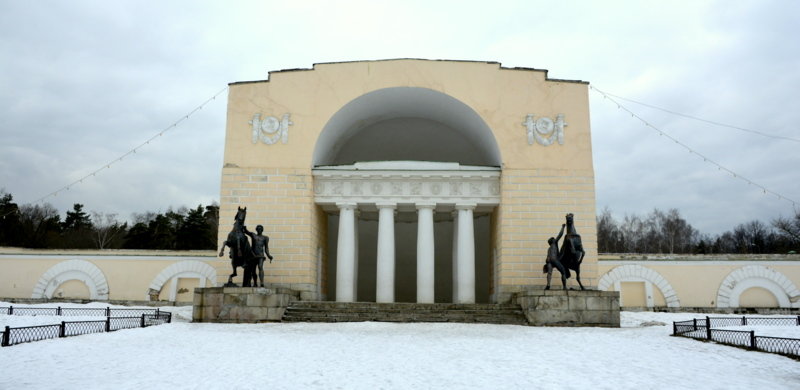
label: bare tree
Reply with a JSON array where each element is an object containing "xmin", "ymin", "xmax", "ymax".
[
  {"xmin": 619, "ymin": 214, "xmax": 645, "ymax": 253},
  {"xmin": 91, "ymin": 212, "xmax": 126, "ymax": 249},
  {"xmin": 18, "ymin": 203, "xmax": 61, "ymax": 247},
  {"xmin": 599, "ymin": 208, "xmax": 698, "ymax": 254},
  {"xmin": 596, "ymin": 207, "xmax": 622, "ymax": 253},
  {"xmin": 773, "ymin": 210, "xmax": 800, "ymax": 244},
  {"xmin": 658, "ymin": 208, "xmax": 696, "ymax": 254},
  {"xmin": 132, "ymin": 211, "xmax": 158, "ymax": 225}
]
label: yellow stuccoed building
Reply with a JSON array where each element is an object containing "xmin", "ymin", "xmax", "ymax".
[{"xmin": 218, "ymin": 59, "xmax": 597, "ymax": 303}]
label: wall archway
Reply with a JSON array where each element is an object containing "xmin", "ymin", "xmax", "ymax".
[
  {"xmin": 716, "ymin": 265, "xmax": 800, "ymax": 308},
  {"xmin": 312, "ymin": 87, "xmax": 502, "ymax": 167},
  {"xmin": 598, "ymin": 264, "xmax": 680, "ymax": 308},
  {"xmin": 32, "ymin": 259, "xmax": 109, "ymax": 300},
  {"xmin": 147, "ymin": 260, "xmax": 218, "ymax": 301}
]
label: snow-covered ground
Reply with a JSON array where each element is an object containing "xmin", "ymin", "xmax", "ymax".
[{"xmin": 1, "ymin": 302, "xmax": 798, "ymax": 389}]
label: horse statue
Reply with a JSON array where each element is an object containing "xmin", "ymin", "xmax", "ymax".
[
  {"xmin": 559, "ymin": 213, "xmax": 586, "ymax": 290},
  {"xmin": 543, "ymin": 213, "xmax": 586, "ymax": 290},
  {"xmin": 218, "ymin": 206, "xmax": 256, "ymax": 286}
]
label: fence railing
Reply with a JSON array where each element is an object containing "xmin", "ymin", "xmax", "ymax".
[
  {"xmin": 673, "ymin": 316, "xmax": 800, "ymax": 359},
  {"xmin": 0, "ymin": 306, "xmax": 161, "ymax": 317},
  {"xmin": 1, "ymin": 310, "xmax": 172, "ymax": 347}
]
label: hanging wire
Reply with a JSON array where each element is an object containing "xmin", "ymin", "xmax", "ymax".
[
  {"xmin": 593, "ymin": 88, "xmax": 800, "ymax": 144},
  {"xmin": 590, "ymin": 85, "xmax": 798, "ymax": 208},
  {"xmin": 30, "ymin": 86, "xmax": 229, "ymax": 205}
]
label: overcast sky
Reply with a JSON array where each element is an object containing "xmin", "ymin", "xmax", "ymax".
[{"xmin": 1, "ymin": 0, "xmax": 798, "ymax": 236}]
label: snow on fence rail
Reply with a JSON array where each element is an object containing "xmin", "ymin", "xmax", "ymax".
[
  {"xmin": 0, "ymin": 307, "xmax": 172, "ymax": 347},
  {"xmin": 673, "ymin": 316, "xmax": 800, "ymax": 359},
  {"xmin": 0, "ymin": 306, "xmax": 161, "ymax": 317}
]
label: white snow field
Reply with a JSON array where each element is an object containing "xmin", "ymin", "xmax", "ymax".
[{"xmin": 1, "ymin": 302, "xmax": 798, "ymax": 389}]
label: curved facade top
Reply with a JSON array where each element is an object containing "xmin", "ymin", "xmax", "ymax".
[
  {"xmin": 224, "ymin": 59, "xmax": 592, "ymax": 171},
  {"xmin": 219, "ymin": 59, "xmax": 598, "ymax": 303}
]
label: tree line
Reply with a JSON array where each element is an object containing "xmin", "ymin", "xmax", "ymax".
[
  {"xmin": 3, "ymin": 189, "xmax": 799, "ymax": 254},
  {"xmin": 596, "ymin": 207, "xmax": 800, "ymax": 254},
  {"xmin": 0, "ymin": 190, "xmax": 218, "ymax": 250}
]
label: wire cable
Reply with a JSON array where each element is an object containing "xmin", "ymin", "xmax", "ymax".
[
  {"xmin": 591, "ymin": 85, "xmax": 797, "ymax": 208},
  {"xmin": 30, "ymin": 86, "xmax": 229, "ymax": 205},
  {"xmin": 594, "ymin": 88, "xmax": 800, "ymax": 144}
]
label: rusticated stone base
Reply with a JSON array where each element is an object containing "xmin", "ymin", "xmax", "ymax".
[
  {"xmin": 192, "ymin": 286, "xmax": 300, "ymax": 323},
  {"xmin": 512, "ymin": 289, "xmax": 620, "ymax": 327}
]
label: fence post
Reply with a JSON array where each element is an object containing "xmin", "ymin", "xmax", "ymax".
[
  {"xmin": 797, "ymin": 315, "xmax": 799, "ymax": 326},
  {"xmin": 105, "ymin": 307, "xmax": 111, "ymax": 317},
  {"xmin": 705, "ymin": 316, "xmax": 712, "ymax": 340},
  {"xmin": 60, "ymin": 322, "xmax": 66, "ymax": 338},
  {"xmin": 8, "ymin": 306, "xmax": 12, "ymax": 315},
  {"xmin": 693, "ymin": 318, "xmax": 697, "ymax": 331},
  {"xmin": 2, "ymin": 326, "xmax": 10, "ymax": 347},
  {"xmin": 750, "ymin": 331, "xmax": 756, "ymax": 350},
  {"xmin": 105, "ymin": 317, "xmax": 111, "ymax": 332},
  {"xmin": 57, "ymin": 306, "xmax": 62, "ymax": 316},
  {"xmin": 141, "ymin": 314, "xmax": 146, "ymax": 328},
  {"xmin": 742, "ymin": 316, "xmax": 747, "ymax": 326}
]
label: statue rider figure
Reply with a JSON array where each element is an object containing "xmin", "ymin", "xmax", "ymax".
[
  {"xmin": 244, "ymin": 224, "xmax": 273, "ymax": 287},
  {"xmin": 544, "ymin": 223, "xmax": 568, "ymax": 290}
]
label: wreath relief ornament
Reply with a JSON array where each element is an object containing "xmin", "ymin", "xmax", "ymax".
[
  {"xmin": 522, "ymin": 114, "xmax": 567, "ymax": 146},
  {"xmin": 250, "ymin": 113, "xmax": 293, "ymax": 145}
]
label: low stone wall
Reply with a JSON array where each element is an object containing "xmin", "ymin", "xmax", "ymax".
[
  {"xmin": 192, "ymin": 286, "xmax": 300, "ymax": 323},
  {"xmin": 513, "ymin": 289, "xmax": 620, "ymax": 327}
]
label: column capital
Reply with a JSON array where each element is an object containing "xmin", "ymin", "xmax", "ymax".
[
  {"xmin": 375, "ymin": 202, "xmax": 397, "ymax": 209},
  {"xmin": 416, "ymin": 202, "xmax": 436, "ymax": 210},
  {"xmin": 455, "ymin": 203, "xmax": 477, "ymax": 210},
  {"xmin": 336, "ymin": 202, "xmax": 358, "ymax": 210}
]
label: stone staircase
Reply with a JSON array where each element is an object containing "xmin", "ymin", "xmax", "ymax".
[{"xmin": 282, "ymin": 301, "xmax": 528, "ymax": 325}]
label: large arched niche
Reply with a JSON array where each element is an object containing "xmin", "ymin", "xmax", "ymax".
[{"xmin": 312, "ymin": 87, "xmax": 502, "ymax": 167}]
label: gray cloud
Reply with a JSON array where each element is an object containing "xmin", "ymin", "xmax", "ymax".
[{"xmin": 0, "ymin": 0, "xmax": 797, "ymax": 236}]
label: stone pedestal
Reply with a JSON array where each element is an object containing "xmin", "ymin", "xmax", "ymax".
[
  {"xmin": 192, "ymin": 286, "xmax": 300, "ymax": 323},
  {"xmin": 513, "ymin": 289, "xmax": 620, "ymax": 327}
]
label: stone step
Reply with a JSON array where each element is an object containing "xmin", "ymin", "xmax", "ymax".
[{"xmin": 282, "ymin": 301, "xmax": 528, "ymax": 325}]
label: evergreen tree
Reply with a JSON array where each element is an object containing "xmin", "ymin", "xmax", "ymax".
[
  {"xmin": 123, "ymin": 221, "xmax": 152, "ymax": 249},
  {"xmin": 177, "ymin": 205, "xmax": 214, "ymax": 249},
  {"xmin": 61, "ymin": 203, "xmax": 94, "ymax": 248},
  {"xmin": 149, "ymin": 214, "xmax": 178, "ymax": 250},
  {"xmin": 0, "ymin": 191, "xmax": 23, "ymax": 246},
  {"xmin": 62, "ymin": 204, "xmax": 93, "ymax": 231}
]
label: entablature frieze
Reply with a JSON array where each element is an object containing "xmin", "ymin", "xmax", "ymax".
[{"xmin": 311, "ymin": 165, "xmax": 501, "ymax": 212}]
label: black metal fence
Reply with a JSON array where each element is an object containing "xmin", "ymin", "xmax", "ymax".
[
  {"xmin": 673, "ymin": 316, "xmax": 800, "ymax": 359},
  {"xmin": 0, "ymin": 306, "xmax": 162, "ymax": 317},
  {"xmin": 1, "ymin": 307, "xmax": 172, "ymax": 347}
]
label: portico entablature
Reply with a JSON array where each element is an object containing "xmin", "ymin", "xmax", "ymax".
[{"xmin": 312, "ymin": 161, "xmax": 501, "ymax": 211}]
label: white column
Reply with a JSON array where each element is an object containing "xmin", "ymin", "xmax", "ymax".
[
  {"xmin": 456, "ymin": 204, "xmax": 476, "ymax": 304},
  {"xmin": 336, "ymin": 203, "xmax": 357, "ymax": 302},
  {"xmin": 451, "ymin": 211, "xmax": 459, "ymax": 302},
  {"xmin": 353, "ymin": 210, "xmax": 360, "ymax": 300},
  {"xmin": 416, "ymin": 203, "xmax": 436, "ymax": 303},
  {"xmin": 375, "ymin": 203, "xmax": 396, "ymax": 303}
]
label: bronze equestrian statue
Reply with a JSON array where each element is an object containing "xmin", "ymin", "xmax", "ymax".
[
  {"xmin": 543, "ymin": 213, "xmax": 586, "ymax": 290},
  {"xmin": 219, "ymin": 206, "xmax": 257, "ymax": 286}
]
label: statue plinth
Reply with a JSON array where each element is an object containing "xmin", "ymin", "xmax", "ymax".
[
  {"xmin": 192, "ymin": 286, "xmax": 300, "ymax": 323},
  {"xmin": 512, "ymin": 289, "xmax": 620, "ymax": 327}
]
